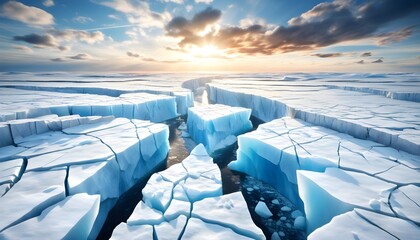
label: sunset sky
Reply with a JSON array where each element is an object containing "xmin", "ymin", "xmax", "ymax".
[{"xmin": 0, "ymin": 0, "xmax": 419, "ymax": 72}]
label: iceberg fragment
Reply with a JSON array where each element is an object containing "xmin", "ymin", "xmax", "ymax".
[
  {"xmin": 187, "ymin": 104, "xmax": 252, "ymax": 155},
  {"xmin": 112, "ymin": 144, "xmax": 264, "ymax": 239}
]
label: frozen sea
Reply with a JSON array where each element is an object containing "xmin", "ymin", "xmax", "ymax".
[{"xmin": 0, "ymin": 72, "xmax": 419, "ymax": 240}]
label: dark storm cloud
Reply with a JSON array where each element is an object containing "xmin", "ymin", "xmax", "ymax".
[
  {"xmin": 356, "ymin": 60, "xmax": 365, "ymax": 64},
  {"xmin": 372, "ymin": 58, "xmax": 384, "ymax": 63},
  {"xmin": 312, "ymin": 53, "xmax": 342, "ymax": 58},
  {"xmin": 166, "ymin": 0, "xmax": 420, "ymax": 55},
  {"xmin": 361, "ymin": 52, "xmax": 371, "ymax": 57},
  {"xmin": 13, "ymin": 33, "xmax": 57, "ymax": 47}
]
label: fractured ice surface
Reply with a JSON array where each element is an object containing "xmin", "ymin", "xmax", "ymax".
[
  {"xmin": 206, "ymin": 74, "xmax": 420, "ymax": 155},
  {"xmin": 0, "ymin": 115, "xmax": 170, "ymax": 238},
  {"xmin": 389, "ymin": 185, "xmax": 420, "ymax": 224},
  {"xmin": 0, "ymin": 169, "xmax": 67, "ymax": 232},
  {"xmin": 308, "ymin": 208, "xmax": 420, "ymax": 240},
  {"xmin": 0, "ymin": 88, "xmax": 178, "ymax": 122},
  {"xmin": 187, "ymin": 104, "xmax": 252, "ymax": 155},
  {"xmin": 111, "ymin": 144, "xmax": 264, "ymax": 239},
  {"xmin": 229, "ymin": 117, "xmax": 420, "ymax": 211},
  {"xmin": 297, "ymin": 168, "xmax": 396, "ymax": 233},
  {"xmin": 0, "ymin": 193, "xmax": 100, "ymax": 239}
]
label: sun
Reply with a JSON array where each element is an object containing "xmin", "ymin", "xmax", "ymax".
[{"xmin": 189, "ymin": 45, "xmax": 222, "ymax": 57}]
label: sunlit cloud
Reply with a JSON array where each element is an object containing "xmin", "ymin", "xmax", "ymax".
[
  {"xmin": 195, "ymin": 0, "xmax": 213, "ymax": 4},
  {"xmin": 376, "ymin": 27, "xmax": 413, "ymax": 45},
  {"xmin": 12, "ymin": 44, "xmax": 33, "ymax": 53},
  {"xmin": 166, "ymin": 0, "xmax": 420, "ymax": 57},
  {"xmin": 0, "ymin": 1, "xmax": 54, "ymax": 26},
  {"xmin": 43, "ymin": 0, "xmax": 55, "ymax": 7},
  {"xmin": 73, "ymin": 16, "xmax": 94, "ymax": 24},
  {"xmin": 97, "ymin": 0, "xmax": 171, "ymax": 28}
]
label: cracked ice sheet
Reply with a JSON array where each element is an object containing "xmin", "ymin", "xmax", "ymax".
[
  {"xmin": 0, "ymin": 169, "xmax": 66, "ymax": 232},
  {"xmin": 308, "ymin": 208, "xmax": 420, "ymax": 240},
  {"xmin": 0, "ymin": 193, "xmax": 100, "ymax": 239},
  {"xmin": 112, "ymin": 144, "xmax": 264, "ymax": 239},
  {"xmin": 390, "ymin": 185, "xmax": 420, "ymax": 224},
  {"xmin": 187, "ymin": 104, "xmax": 252, "ymax": 155},
  {"xmin": 0, "ymin": 115, "xmax": 170, "ymax": 238},
  {"xmin": 297, "ymin": 168, "xmax": 396, "ymax": 234},
  {"xmin": 206, "ymin": 75, "xmax": 420, "ymax": 155},
  {"xmin": 0, "ymin": 88, "xmax": 179, "ymax": 122},
  {"xmin": 229, "ymin": 117, "xmax": 420, "ymax": 210}
]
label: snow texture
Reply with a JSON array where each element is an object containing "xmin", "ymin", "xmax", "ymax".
[
  {"xmin": 308, "ymin": 208, "xmax": 420, "ymax": 240},
  {"xmin": 0, "ymin": 193, "xmax": 100, "ymax": 239},
  {"xmin": 0, "ymin": 88, "xmax": 178, "ymax": 122},
  {"xmin": 206, "ymin": 73, "xmax": 420, "ymax": 155},
  {"xmin": 0, "ymin": 115, "xmax": 169, "ymax": 239},
  {"xmin": 187, "ymin": 104, "xmax": 252, "ymax": 155},
  {"xmin": 111, "ymin": 144, "xmax": 264, "ymax": 239}
]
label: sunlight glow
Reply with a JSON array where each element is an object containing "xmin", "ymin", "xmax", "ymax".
[{"xmin": 190, "ymin": 45, "xmax": 222, "ymax": 57}]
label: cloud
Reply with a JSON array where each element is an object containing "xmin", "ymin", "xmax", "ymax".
[
  {"xmin": 48, "ymin": 29, "xmax": 105, "ymax": 44},
  {"xmin": 50, "ymin": 57, "xmax": 65, "ymax": 62},
  {"xmin": 195, "ymin": 0, "xmax": 213, "ymax": 4},
  {"xmin": 166, "ymin": 0, "xmax": 420, "ymax": 56},
  {"xmin": 127, "ymin": 51, "xmax": 139, "ymax": 57},
  {"xmin": 0, "ymin": 1, "xmax": 54, "ymax": 26},
  {"xmin": 162, "ymin": 0, "xmax": 183, "ymax": 4},
  {"xmin": 126, "ymin": 51, "xmax": 186, "ymax": 63},
  {"xmin": 43, "ymin": 0, "xmax": 55, "ymax": 7},
  {"xmin": 376, "ymin": 27, "xmax": 413, "ymax": 45},
  {"xmin": 12, "ymin": 44, "xmax": 33, "ymax": 53},
  {"xmin": 166, "ymin": 7, "xmax": 221, "ymax": 38},
  {"xmin": 372, "ymin": 58, "xmax": 384, "ymax": 63},
  {"xmin": 14, "ymin": 33, "xmax": 58, "ymax": 47},
  {"xmin": 73, "ymin": 16, "xmax": 94, "ymax": 24},
  {"xmin": 356, "ymin": 60, "xmax": 365, "ymax": 64},
  {"xmin": 98, "ymin": 0, "xmax": 171, "ymax": 28},
  {"xmin": 361, "ymin": 52, "xmax": 372, "ymax": 57},
  {"xmin": 108, "ymin": 14, "xmax": 120, "ymax": 20},
  {"xmin": 13, "ymin": 29, "xmax": 105, "ymax": 50},
  {"xmin": 312, "ymin": 53, "xmax": 342, "ymax": 58},
  {"xmin": 186, "ymin": 5, "xmax": 193, "ymax": 12},
  {"xmin": 68, "ymin": 53, "xmax": 90, "ymax": 60},
  {"xmin": 142, "ymin": 57, "xmax": 187, "ymax": 63}
]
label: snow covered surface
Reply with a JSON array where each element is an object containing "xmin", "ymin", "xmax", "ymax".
[
  {"xmin": 112, "ymin": 144, "xmax": 265, "ymax": 239},
  {"xmin": 308, "ymin": 208, "xmax": 420, "ymax": 240},
  {"xmin": 0, "ymin": 193, "xmax": 100, "ymax": 239},
  {"xmin": 0, "ymin": 72, "xmax": 196, "ymax": 115},
  {"xmin": 229, "ymin": 116, "xmax": 419, "ymax": 235},
  {"xmin": 187, "ymin": 104, "xmax": 252, "ymax": 155},
  {"xmin": 0, "ymin": 115, "xmax": 169, "ymax": 238},
  {"xmin": 0, "ymin": 88, "xmax": 178, "ymax": 122},
  {"xmin": 229, "ymin": 117, "xmax": 420, "ymax": 210},
  {"xmin": 206, "ymin": 73, "xmax": 420, "ymax": 155},
  {"xmin": 1, "ymin": 72, "xmax": 419, "ymax": 238}
]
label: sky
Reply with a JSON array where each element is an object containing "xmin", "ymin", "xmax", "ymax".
[{"xmin": 0, "ymin": 0, "xmax": 419, "ymax": 73}]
